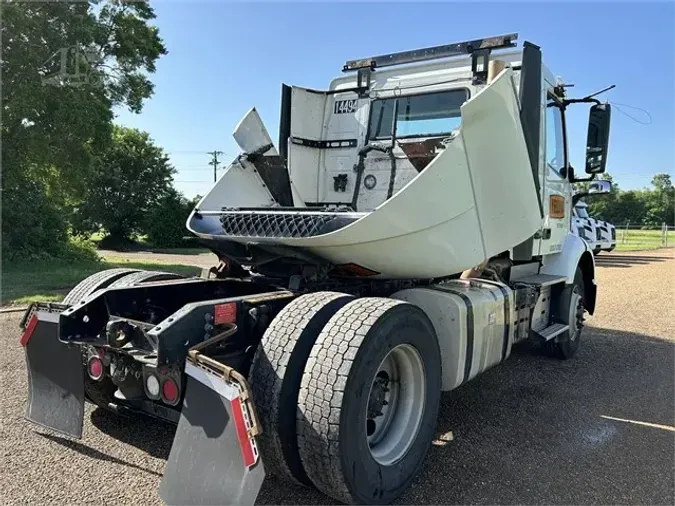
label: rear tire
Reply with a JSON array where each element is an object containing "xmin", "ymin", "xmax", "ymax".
[
  {"xmin": 107, "ymin": 270, "xmax": 183, "ymax": 288},
  {"xmin": 297, "ymin": 298, "xmax": 442, "ymax": 504},
  {"xmin": 545, "ymin": 268, "xmax": 585, "ymax": 359},
  {"xmin": 62, "ymin": 268, "xmax": 140, "ymax": 306},
  {"xmin": 249, "ymin": 292, "xmax": 353, "ymax": 485}
]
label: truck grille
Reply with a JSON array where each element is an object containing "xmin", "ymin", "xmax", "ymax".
[
  {"xmin": 596, "ymin": 228, "xmax": 602, "ymax": 241},
  {"xmin": 577, "ymin": 226, "xmax": 587, "ymax": 239},
  {"xmin": 219, "ymin": 211, "xmax": 360, "ymax": 238},
  {"xmin": 611, "ymin": 228, "xmax": 616, "ymax": 240}
]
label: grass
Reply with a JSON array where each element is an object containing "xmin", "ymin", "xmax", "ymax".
[
  {"xmin": 614, "ymin": 229, "xmax": 674, "ymax": 252},
  {"xmin": 1, "ymin": 257, "xmax": 201, "ymax": 307}
]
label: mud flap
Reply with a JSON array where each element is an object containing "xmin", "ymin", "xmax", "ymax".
[
  {"xmin": 159, "ymin": 361, "xmax": 265, "ymax": 506},
  {"xmin": 22, "ymin": 310, "xmax": 85, "ymax": 438}
]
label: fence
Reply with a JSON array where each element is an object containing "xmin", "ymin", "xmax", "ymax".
[{"xmin": 617, "ymin": 222, "xmax": 673, "ymax": 251}]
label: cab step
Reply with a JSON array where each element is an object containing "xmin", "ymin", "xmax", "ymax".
[
  {"xmin": 511, "ymin": 273, "xmax": 567, "ymax": 287},
  {"xmin": 533, "ymin": 322, "xmax": 569, "ymax": 341}
]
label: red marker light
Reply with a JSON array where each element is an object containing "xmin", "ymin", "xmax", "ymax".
[
  {"xmin": 162, "ymin": 378, "xmax": 179, "ymax": 404},
  {"xmin": 88, "ymin": 357, "xmax": 104, "ymax": 380}
]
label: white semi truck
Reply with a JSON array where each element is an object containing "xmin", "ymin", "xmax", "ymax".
[
  {"xmin": 572, "ymin": 200, "xmax": 601, "ymax": 253},
  {"xmin": 20, "ymin": 33, "xmax": 613, "ymax": 505},
  {"xmin": 573, "ymin": 200, "xmax": 616, "ymax": 253}
]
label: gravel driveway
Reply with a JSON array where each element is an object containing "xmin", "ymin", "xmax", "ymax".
[
  {"xmin": 1, "ymin": 249, "xmax": 673, "ymax": 504},
  {"xmin": 98, "ymin": 249, "xmax": 218, "ymax": 269}
]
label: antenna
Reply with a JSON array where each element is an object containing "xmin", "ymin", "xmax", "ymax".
[
  {"xmin": 564, "ymin": 84, "xmax": 616, "ymax": 106},
  {"xmin": 583, "ymin": 84, "xmax": 616, "ymax": 101}
]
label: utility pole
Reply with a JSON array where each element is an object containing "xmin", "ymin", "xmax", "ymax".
[{"xmin": 208, "ymin": 150, "xmax": 224, "ymax": 182}]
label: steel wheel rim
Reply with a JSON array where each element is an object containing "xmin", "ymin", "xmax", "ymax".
[
  {"xmin": 568, "ymin": 288, "xmax": 584, "ymax": 341},
  {"xmin": 365, "ymin": 344, "xmax": 426, "ymax": 466}
]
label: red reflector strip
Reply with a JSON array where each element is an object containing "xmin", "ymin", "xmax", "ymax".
[
  {"xmin": 20, "ymin": 315, "xmax": 38, "ymax": 347},
  {"xmin": 332, "ymin": 263, "xmax": 380, "ymax": 277},
  {"xmin": 214, "ymin": 302, "xmax": 237, "ymax": 324},
  {"xmin": 230, "ymin": 397, "xmax": 256, "ymax": 468}
]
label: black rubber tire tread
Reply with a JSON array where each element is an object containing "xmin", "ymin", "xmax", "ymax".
[
  {"xmin": 544, "ymin": 268, "xmax": 585, "ymax": 359},
  {"xmin": 297, "ymin": 297, "xmax": 442, "ymax": 505},
  {"xmin": 62, "ymin": 268, "xmax": 140, "ymax": 306},
  {"xmin": 107, "ymin": 270, "xmax": 183, "ymax": 289},
  {"xmin": 249, "ymin": 291, "xmax": 354, "ymax": 485}
]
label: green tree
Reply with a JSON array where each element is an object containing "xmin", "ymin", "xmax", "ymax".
[
  {"xmin": 141, "ymin": 193, "xmax": 204, "ymax": 248},
  {"xmin": 190, "ymin": 194, "xmax": 204, "ymax": 208},
  {"xmin": 73, "ymin": 126, "xmax": 175, "ymax": 246},
  {"xmin": 1, "ymin": 0, "xmax": 166, "ymax": 258},
  {"xmin": 580, "ymin": 172, "xmax": 674, "ymax": 227},
  {"xmin": 143, "ymin": 188, "xmax": 195, "ymax": 248},
  {"xmin": 644, "ymin": 173, "xmax": 674, "ymax": 226}
]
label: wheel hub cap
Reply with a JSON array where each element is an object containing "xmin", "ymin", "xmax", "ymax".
[{"xmin": 365, "ymin": 344, "xmax": 426, "ymax": 466}]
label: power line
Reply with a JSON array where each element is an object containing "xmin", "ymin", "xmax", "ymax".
[
  {"xmin": 165, "ymin": 150, "xmax": 232, "ymax": 155},
  {"xmin": 207, "ymin": 150, "xmax": 224, "ymax": 183}
]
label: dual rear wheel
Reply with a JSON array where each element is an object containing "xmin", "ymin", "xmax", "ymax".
[{"xmin": 250, "ymin": 294, "xmax": 441, "ymax": 505}]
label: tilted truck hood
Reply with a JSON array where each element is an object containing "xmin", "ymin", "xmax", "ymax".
[{"xmin": 188, "ymin": 68, "xmax": 541, "ymax": 279}]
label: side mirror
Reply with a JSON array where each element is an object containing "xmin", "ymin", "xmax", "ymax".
[
  {"xmin": 588, "ymin": 179, "xmax": 611, "ymax": 194},
  {"xmin": 572, "ymin": 179, "xmax": 611, "ymax": 205},
  {"xmin": 585, "ymin": 103, "xmax": 611, "ymax": 174}
]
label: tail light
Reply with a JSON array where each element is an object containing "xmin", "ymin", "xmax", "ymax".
[
  {"xmin": 144, "ymin": 365, "xmax": 181, "ymax": 405},
  {"xmin": 161, "ymin": 378, "xmax": 179, "ymax": 405},
  {"xmin": 87, "ymin": 356, "xmax": 104, "ymax": 381}
]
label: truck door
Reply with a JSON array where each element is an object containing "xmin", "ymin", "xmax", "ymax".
[
  {"xmin": 319, "ymin": 91, "xmax": 368, "ymax": 205},
  {"xmin": 286, "ymin": 86, "xmax": 364, "ymax": 206},
  {"xmin": 286, "ymin": 87, "xmax": 329, "ymax": 204},
  {"xmin": 537, "ymin": 90, "xmax": 570, "ymax": 255}
]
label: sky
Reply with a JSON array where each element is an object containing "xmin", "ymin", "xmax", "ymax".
[{"xmin": 115, "ymin": 1, "xmax": 675, "ymax": 199}]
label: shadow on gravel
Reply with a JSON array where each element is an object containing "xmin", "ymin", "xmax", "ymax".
[
  {"xmin": 412, "ymin": 327, "xmax": 675, "ymax": 506},
  {"xmin": 38, "ymin": 432, "xmax": 164, "ymax": 476},
  {"xmin": 90, "ymin": 407, "xmax": 176, "ymax": 460},
  {"xmin": 595, "ymin": 254, "xmax": 672, "ymax": 268}
]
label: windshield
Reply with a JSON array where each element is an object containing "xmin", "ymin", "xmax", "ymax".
[
  {"xmin": 575, "ymin": 205, "xmax": 589, "ymax": 218},
  {"xmin": 368, "ymin": 89, "xmax": 469, "ymax": 140}
]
